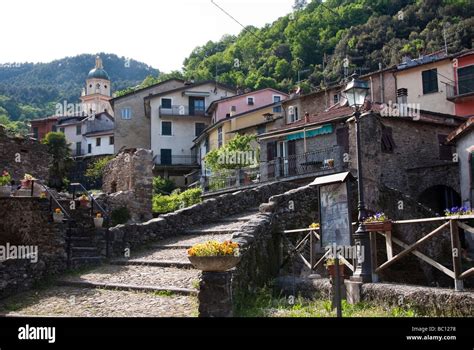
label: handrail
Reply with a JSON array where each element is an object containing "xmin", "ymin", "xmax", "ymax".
[
  {"xmin": 70, "ymin": 182, "xmax": 108, "ymax": 218},
  {"xmin": 31, "ymin": 179, "xmax": 71, "ymax": 219}
]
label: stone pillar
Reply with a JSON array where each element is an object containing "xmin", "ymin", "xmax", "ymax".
[
  {"xmin": 198, "ymin": 271, "xmax": 233, "ymax": 317},
  {"xmin": 344, "ymin": 279, "xmax": 363, "ymax": 304}
]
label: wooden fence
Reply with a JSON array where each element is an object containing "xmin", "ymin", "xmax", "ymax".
[{"xmin": 283, "ymin": 215, "xmax": 474, "ymax": 291}]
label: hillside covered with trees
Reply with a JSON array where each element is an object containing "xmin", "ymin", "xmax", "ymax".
[
  {"xmin": 179, "ymin": 0, "xmax": 473, "ymax": 93},
  {"xmin": 0, "ymin": 53, "xmax": 159, "ymax": 125}
]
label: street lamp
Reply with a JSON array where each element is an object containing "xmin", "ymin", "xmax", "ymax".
[{"xmin": 342, "ymin": 76, "xmax": 372, "ymax": 283}]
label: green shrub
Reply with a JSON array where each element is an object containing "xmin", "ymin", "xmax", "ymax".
[
  {"xmin": 152, "ymin": 188, "xmax": 202, "ymax": 214},
  {"xmin": 85, "ymin": 156, "xmax": 114, "ymax": 181},
  {"xmin": 152, "ymin": 176, "xmax": 176, "ymax": 195},
  {"xmin": 111, "ymin": 207, "xmax": 131, "ymax": 226}
]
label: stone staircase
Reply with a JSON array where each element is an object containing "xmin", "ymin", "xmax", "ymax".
[
  {"xmin": 67, "ymin": 220, "xmax": 104, "ymax": 268},
  {"xmin": 0, "ymin": 209, "xmax": 260, "ymax": 317}
]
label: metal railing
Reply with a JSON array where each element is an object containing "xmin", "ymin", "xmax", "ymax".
[
  {"xmin": 446, "ymin": 80, "xmax": 474, "ymax": 100},
  {"xmin": 261, "ymin": 146, "xmax": 345, "ymax": 182},
  {"xmin": 159, "ymin": 105, "xmax": 207, "ymax": 117},
  {"xmin": 203, "ymin": 146, "xmax": 346, "ymax": 193},
  {"xmin": 154, "ymin": 154, "xmax": 198, "ymax": 166}
]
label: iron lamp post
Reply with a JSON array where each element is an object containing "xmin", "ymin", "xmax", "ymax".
[{"xmin": 343, "ymin": 77, "xmax": 372, "ymax": 283}]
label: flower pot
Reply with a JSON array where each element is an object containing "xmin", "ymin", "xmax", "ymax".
[
  {"xmin": 21, "ymin": 179, "xmax": 32, "ymax": 189},
  {"xmin": 364, "ymin": 220, "xmax": 392, "ymax": 232},
  {"xmin": 327, "ymin": 264, "xmax": 346, "ymax": 279},
  {"xmin": 188, "ymin": 255, "xmax": 241, "ymax": 272},
  {"xmin": 0, "ymin": 185, "xmax": 11, "ymax": 197},
  {"xmin": 79, "ymin": 200, "xmax": 90, "ymax": 208},
  {"xmin": 53, "ymin": 213, "xmax": 64, "ymax": 223},
  {"xmin": 327, "ymin": 159, "xmax": 335, "ymax": 168},
  {"xmin": 94, "ymin": 217, "xmax": 104, "ymax": 228}
]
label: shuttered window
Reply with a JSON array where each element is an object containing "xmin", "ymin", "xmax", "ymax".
[
  {"xmin": 422, "ymin": 69, "xmax": 438, "ymax": 94},
  {"xmin": 381, "ymin": 126, "xmax": 396, "ymax": 153},
  {"xmin": 438, "ymin": 134, "xmax": 453, "ymax": 161}
]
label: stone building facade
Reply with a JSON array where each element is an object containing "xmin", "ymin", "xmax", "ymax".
[
  {"xmin": 350, "ymin": 110, "xmax": 462, "ymax": 215},
  {"xmin": 0, "ymin": 125, "xmax": 52, "ymax": 182},
  {"xmin": 111, "ymin": 79, "xmax": 186, "ymax": 153},
  {"xmin": 102, "ymin": 148, "xmax": 154, "ymax": 222}
]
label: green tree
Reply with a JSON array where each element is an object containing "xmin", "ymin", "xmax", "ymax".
[
  {"xmin": 204, "ymin": 134, "xmax": 258, "ymax": 172},
  {"xmin": 153, "ymin": 176, "xmax": 177, "ymax": 195},
  {"xmin": 41, "ymin": 132, "xmax": 72, "ymax": 190},
  {"xmin": 85, "ymin": 155, "xmax": 114, "ymax": 182}
]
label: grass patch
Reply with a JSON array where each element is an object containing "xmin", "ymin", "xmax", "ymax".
[
  {"xmin": 235, "ymin": 288, "xmax": 418, "ymax": 317},
  {"xmin": 153, "ymin": 290, "xmax": 174, "ymax": 297}
]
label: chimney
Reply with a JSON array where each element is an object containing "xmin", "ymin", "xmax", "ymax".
[{"xmin": 304, "ymin": 112, "xmax": 310, "ymax": 123}]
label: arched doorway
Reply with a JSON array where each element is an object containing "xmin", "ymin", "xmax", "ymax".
[{"xmin": 418, "ymin": 185, "xmax": 461, "ymax": 215}]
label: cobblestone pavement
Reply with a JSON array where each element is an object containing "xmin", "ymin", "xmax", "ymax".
[
  {"xmin": 0, "ymin": 209, "xmax": 259, "ymax": 317},
  {"xmin": 0, "ymin": 287, "xmax": 197, "ymax": 317},
  {"xmin": 61, "ymin": 265, "xmax": 201, "ymax": 289}
]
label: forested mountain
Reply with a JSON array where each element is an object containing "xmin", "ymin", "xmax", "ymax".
[
  {"xmin": 0, "ymin": 53, "xmax": 158, "ymax": 122},
  {"xmin": 1, "ymin": 0, "xmax": 473, "ymax": 136},
  {"xmin": 181, "ymin": 0, "xmax": 474, "ymax": 93}
]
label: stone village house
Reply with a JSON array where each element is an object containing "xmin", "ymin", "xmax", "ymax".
[{"xmin": 111, "ymin": 79, "xmax": 236, "ymax": 186}]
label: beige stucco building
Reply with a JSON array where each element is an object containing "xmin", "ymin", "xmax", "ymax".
[
  {"xmin": 395, "ymin": 53, "xmax": 456, "ymax": 115},
  {"xmin": 111, "ymin": 79, "xmax": 187, "ymax": 153},
  {"xmin": 145, "ymin": 81, "xmax": 236, "ymax": 185}
]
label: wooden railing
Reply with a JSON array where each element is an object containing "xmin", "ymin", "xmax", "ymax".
[
  {"xmin": 281, "ymin": 228, "xmax": 355, "ymax": 273},
  {"xmin": 373, "ymin": 216, "xmax": 474, "ymax": 291},
  {"xmin": 283, "ymin": 215, "xmax": 474, "ymax": 291}
]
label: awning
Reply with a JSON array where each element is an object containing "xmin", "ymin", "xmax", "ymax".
[
  {"xmin": 286, "ymin": 124, "xmax": 333, "ymax": 141},
  {"xmin": 183, "ymin": 91, "xmax": 211, "ymax": 97}
]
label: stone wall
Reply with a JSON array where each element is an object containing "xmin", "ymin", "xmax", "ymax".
[
  {"xmin": 0, "ymin": 125, "xmax": 52, "ymax": 182},
  {"xmin": 107, "ymin": 181, "xmax": 297, "ymax": 257},
  {"xmin": 0, "ymin": 198, "xmax": 67, "ymax": 299},
  {"xmin": 348, "ymin": 113, "xmax": 459, "ymax": 212},
  {"xmin": 102, "ymin": 148, "xmax": 154, "ymax": 222}
]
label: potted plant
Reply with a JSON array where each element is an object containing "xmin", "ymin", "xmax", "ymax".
[
  {"xmin": 444, "ymin": 206, "xmax": 473, "ymax": 217},
  {"xmin": 363, "ymin": 212, "xmax": 392, "ymax": 232},
  {"xmin": 309, "ymin": 222, "xmax": 320, "ymax": 230},
  {"xmin": 187, "ymin": 240, "xmax": 241, "ymax": 272},
  {"xmin": 327, "ymin": 159, "xmax": 335, "ymax": 168},
  {"xmin": 94, "ymin": 213, "xmax": 104, "ymax": 228},
  {"xmin": 21, "ymin": 173, "xmax": 35, "ymax": 189},
  {"xmin": 0, "ymin": 171, "xmax": 12, "ymax": 197},
  {"xmin": 325, "ymin": 258, "xmax": 345, "ymax": 279},
  {"xmin": 79, "ymin": 194, "xmax": 90, "ymax": 208},
  {"xmin": 53, "ymin": 208, "xmax": 65, "ymax": 223}
]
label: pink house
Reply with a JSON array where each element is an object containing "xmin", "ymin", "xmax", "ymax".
[{"xmin": 208, "ymin": 88, "xmax": 289, "ymax": 123}]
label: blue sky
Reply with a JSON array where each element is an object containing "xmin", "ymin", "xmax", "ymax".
[{"xmin": 0, "ymin": 0, "xmax": 295, "ymax": 72}]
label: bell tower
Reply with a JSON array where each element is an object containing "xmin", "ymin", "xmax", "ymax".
[{"xmin": 81, "ymin": 56, "xmax": 113, "ymax": 116}]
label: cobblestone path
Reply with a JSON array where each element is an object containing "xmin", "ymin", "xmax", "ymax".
[{"xmin": 0, "ymin": 210, "xmax": 259, "ymax": 317}]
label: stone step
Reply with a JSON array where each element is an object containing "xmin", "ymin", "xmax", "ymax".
[
  {"xmin": 110, "ymin": 259, "xmax": 193, "ymax": 269},
  {"xmin": 152, "ymin": 233, "xmax": 235, "ymax": 248},
  {"xmin": 69, "ymin": 257, "xmax": 103, "ymax": 269},
  {"xmin": 184, "ymin": 228, "xmax": 241, "ymax": 235},
  {"xmin": 72, "ymin": 247, "xmax": 101, "ymax": 257},
  {"xmin": 56, "ymin": 280, "xmax": 197, "ymax": 296},
  {"xmin": 119, "ymin": 248, "xmax": 190, "ymax": 262},
  {"xmin": 216, "ymin": 211, "xmax": 260, "ymax": 223},
  {"xmin": 58, "ymin": 264, "xmax": 200, "ymax": 291},
  {"xmin": 152, "ymin": 244, "xmax": 192, "ymax": 250}
]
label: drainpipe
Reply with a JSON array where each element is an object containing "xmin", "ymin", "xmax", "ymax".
[
  {"xmin": 370, "ymin": 77, "xmax": 374, "ymax": 102},
  {"xmin": 379, "ymin": 63, "xmax": 384, "ymax": 104}
]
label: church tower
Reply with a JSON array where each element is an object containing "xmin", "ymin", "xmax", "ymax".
[{"xmin": 81, "ymin": 56, "xmax": 113, "ymax": 116}]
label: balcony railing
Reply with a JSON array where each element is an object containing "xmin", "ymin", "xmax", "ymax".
[
  {"xmin": 203, "ymin": 146, "xmax": 346, "ymax": 192},
  {"xmin": 159, "ymin": 105, "xmax": 207, "ymax": 117},
  {"xmin": 154, "ymin": 154, "xmax": 198, "ymax": 166},
  {"xmin": 446, "ymin": 81, "xmax": 474, "ymax": 100}
]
